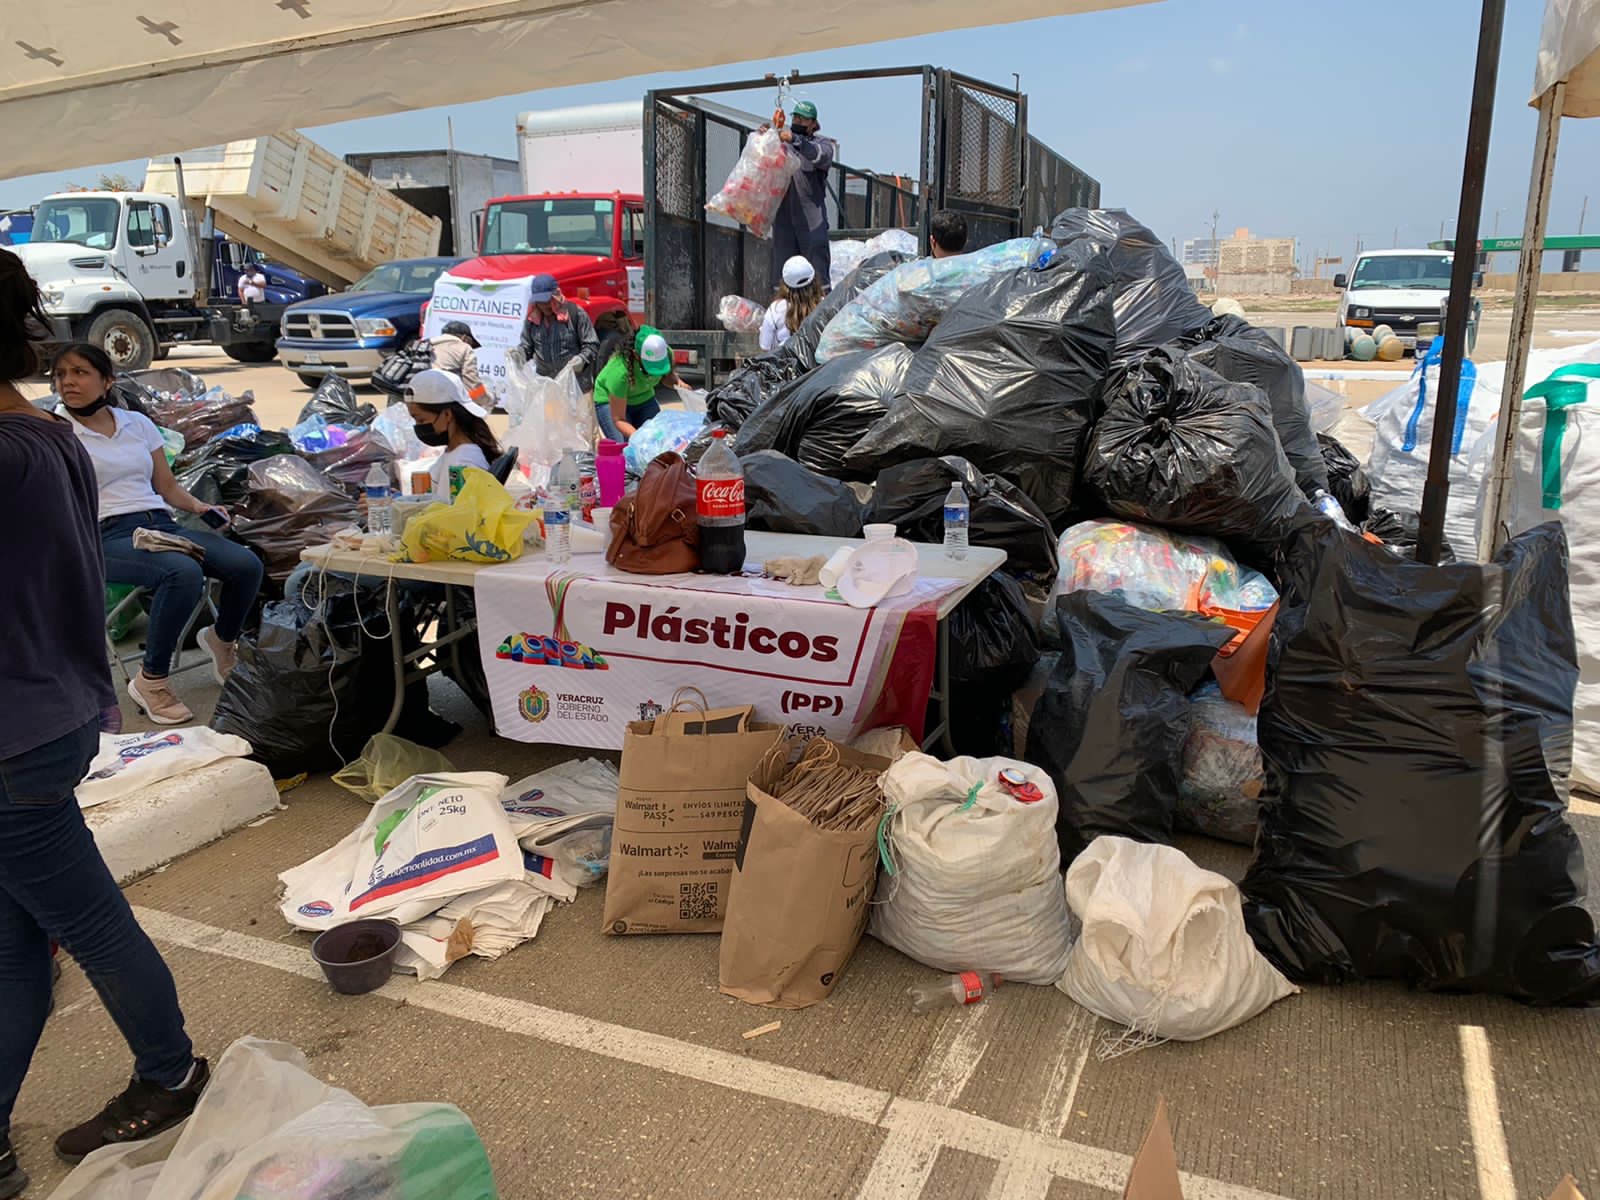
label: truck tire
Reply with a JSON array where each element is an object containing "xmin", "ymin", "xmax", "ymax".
[
  {"xmin": 85, "ymin": 308, "xmax": 155, "ymax": 372},
  {"xmin": 223, "ymin": 341, "xmax": 278, "ymax": 364},
  {"xmin": 296, "ymin": 373, "xmax": 326, "ymax": 389}
]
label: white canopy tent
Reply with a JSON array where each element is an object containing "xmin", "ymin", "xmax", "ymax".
[
  {"xmin": 0, "ymin": 0, "xmax": 1150, "ymax": 180},
  {"xmin": 1479, "ymin": 0, "xmax": 1600, "ymax": 557}
]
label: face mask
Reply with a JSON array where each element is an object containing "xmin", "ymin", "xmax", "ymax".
[
  {"xmin": 414, "ymin": 421, "xmax": 448, "ymax": 447},
  {"xmin": 64, "ymin": 395, "xmax": 112, "ymax": 418}
]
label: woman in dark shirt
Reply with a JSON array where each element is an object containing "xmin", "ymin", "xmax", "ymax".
[{"xmin": 0, "ymin": 249, "xmax": 208, "ymax": 1195}]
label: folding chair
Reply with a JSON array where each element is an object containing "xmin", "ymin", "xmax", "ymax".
[{"xmin": 104, "ymin": 582, "xmax": 220, "ymax": 686}]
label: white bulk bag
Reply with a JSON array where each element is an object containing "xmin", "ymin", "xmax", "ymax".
[
  {"xmin": 1484, "ymin": 360, "xmax": 1600, "ymax": 790},
  {"xmin": 869, "ymin": 753, "xmax": 1072, "ymax": 985},
  {"xmin": 1057, "ymin": 837, "xmax": 1295, "ymax": 1050}
]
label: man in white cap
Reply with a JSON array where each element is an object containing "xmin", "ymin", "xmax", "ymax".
[
  {"xmin": 758, "ymin": 255, "xmax": 821, "ymax": 352},
  {"xmin": 404, "ymin": 368, "xmax": 504, "ymax": 499}
]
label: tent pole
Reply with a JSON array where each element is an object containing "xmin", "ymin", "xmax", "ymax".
[
  {"xmin": 1417, "ymin": 0, "xmax": 1505, "ymax": 565},
  {"xmin": 1479, "ymin": 80, "xmax": 1567, "ymax": 560}
]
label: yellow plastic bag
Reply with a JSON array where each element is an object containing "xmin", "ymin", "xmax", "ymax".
[
  {"xmin": 400, "ymin": 467, "xmax": 534, "ymax": 563},
  {"xmin": 332, "ymin": 734, "xmax": 456, "ymax": 802}
]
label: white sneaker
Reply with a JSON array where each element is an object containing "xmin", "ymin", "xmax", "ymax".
[
  {"xmin": 196, "ymin": 626, "xmax": 238, "ymax": 686},
  {"xmin": 128, "ymin": 672, "xmax": 193, "ymax": 726}
]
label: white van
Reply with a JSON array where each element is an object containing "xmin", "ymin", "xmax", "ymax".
[{"xmin": 1334, "ymin": 249, "xmax": 1481, "ymax": 352}]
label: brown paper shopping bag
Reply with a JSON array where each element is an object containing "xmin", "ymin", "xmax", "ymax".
[
  {"xmin": 718, "ymin": 737, "xmax": 892, "ymax": 1008},
  {"xmin": 602, "ymin": 689, "xmax": 782, "ymax": 935}
]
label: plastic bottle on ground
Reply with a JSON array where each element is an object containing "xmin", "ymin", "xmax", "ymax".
[
  {"xmin": 545, "ymin": 455, "xmax": 573, "ymax": 564},
  {"xmin": 908, "ymin": 971, "xmax": 1002, "ymax": 1014},
  {"xmin": 943, "ymin": 482, "xmax": 969, "ymax": 560},
  {"xmin": 696, "ymin": 430, "xmax": 747, "ymax": 575},
  {"xmin": 363, "ymin": 463, "xmax": 391, "ymax": 535}
]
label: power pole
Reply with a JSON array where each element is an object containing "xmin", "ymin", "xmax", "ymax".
[{"xmin": 1392, "ymin": 226, "xmax": 1399, "ymax": 247}]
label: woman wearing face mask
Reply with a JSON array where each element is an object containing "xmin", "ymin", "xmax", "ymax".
[
  {"xmin": 404, "ymin": 368, "xmax": 502, "ymax": 498},
  {"xmin": 55, "ymin": 344, "xmax": 264, "ymax": 726}
]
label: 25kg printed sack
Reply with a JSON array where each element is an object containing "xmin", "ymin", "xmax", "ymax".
[
  {"xmin": 76, "ymin": 727, "xmax": 252, "ymax": 809},
  {"xmin": 870, "ymin": 753, "xmax": 1073, "ymax": 984}
]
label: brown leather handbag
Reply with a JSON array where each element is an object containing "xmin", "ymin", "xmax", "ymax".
[{"xmin": 607, "ymin": 451, "xmax": 701, "ymax": 574}]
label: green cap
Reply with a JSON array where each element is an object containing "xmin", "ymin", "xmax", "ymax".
[
  {"xmin": 792, "ymin": 100, "xmax": 818, "ymax": 122},
  {"xmin": 633, "ymin": 324, "xmax": 660, "ymax": 353}
]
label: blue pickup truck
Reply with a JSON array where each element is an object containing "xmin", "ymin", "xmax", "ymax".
[{"xmin": 276, "ymin": 256, "xmax": 462, "ymax": 387}]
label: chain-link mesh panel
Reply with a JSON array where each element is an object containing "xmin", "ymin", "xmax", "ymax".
[
  {"xmin": 654, "ymin": 105, "xmax": 695, "ymax": 219},
  {"xmin": 945, "ymin": 82, "xmax": 1019, "ymax": 209}
]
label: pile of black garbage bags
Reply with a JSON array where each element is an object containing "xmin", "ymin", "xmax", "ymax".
[{"xmin": 705, "ymin": 207, "xmax": 1600, "ymax": 1007}]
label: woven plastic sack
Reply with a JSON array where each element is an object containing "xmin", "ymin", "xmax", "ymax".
[
  {"xmin": 705, "ymin": 127, "xmax": 801, "ymax": 239},
  {"xmin": 1058, "ymin": 837, "xmax": 1295, "ymax": 1052},
  {"xmin": 333, "ymin": 734, "xmax": 456, "ymax": 803},
  {"xmin": 869, "ymin": 752, "xmax": 1073, "ymax": 984},
  {"xmin": 400, "ymin": 467, "xmax": 534, "ymax": 564},
  {"xmin": 49, "ymin": 1037, "xmax": 496, "ymax": 1200},
  {"xmin": 814, "ymin": 237, "xmax": 1047, "ymax": 362}
]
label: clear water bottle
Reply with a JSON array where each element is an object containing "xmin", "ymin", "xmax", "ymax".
[
  {"xmin": 696, "ymin": 430, "xmax": 747, "ymax": 575},
  {"xmin": 1309, "ymin": 488, "xmax": 1356, "ymax": 532},
  {"xmin": 363, "ymin": 463, "xmax": 391, "ymax": 535},
  {"xmin": 544, "ymin": 456, "xmax": 573, "ymax": 564},
  {"xmin": 943, "ymin": 482, "xmax": 969, "ymax": 560},
  {"xmin": 908, "ymin": 971, "xmax": 1001, "ymax": 1014},
  {"xmin": 560, "ymin": 449, "xmax": 583, "ymax": 521}
]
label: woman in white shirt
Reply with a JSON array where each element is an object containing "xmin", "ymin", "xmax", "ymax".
[
  {"xmin": 758, "ymin": 255, "xmax": 824, "ymax": 351},
  {"xmin": 55, "ymin": 344, "xmax": 265, "ymax": 726},
  {"xmin": 405, "ymin": 368, "xmax": 502, "ymax": 498}
]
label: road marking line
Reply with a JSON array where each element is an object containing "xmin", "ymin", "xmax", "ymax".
[
  {"xmin": 910, "ymin": 1000, "xmax": 997, "ymax": 1104},
  {"xmin": 1458, "ymin": 1025, "xmax": 1516, "ymax": 1200},
  {"xmin": 135, "ymin": 906, "xmax": 1296, "ymax": 1200},
  {"xmin": 854, "ymin": 1116, "xmax": 945, "ymax": 1199},
  {"xmin": 985, "ymin": 1138, "xmax": 1055, "ymax": 1200},
  {"xmin": 1034, "ymin": 1005, "xmax": 1095, "ymax": 1138}
]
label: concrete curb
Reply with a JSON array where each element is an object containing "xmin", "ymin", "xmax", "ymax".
[{"xmin": 85, "ymin": 758, "xmax": 280, "ymax": 884}]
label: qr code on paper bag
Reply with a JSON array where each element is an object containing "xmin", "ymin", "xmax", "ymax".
[{"xmin": 679, "ymin": 881, "xmax": 719, "ymax": 922}]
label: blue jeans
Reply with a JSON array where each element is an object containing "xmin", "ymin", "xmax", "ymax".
[
  {"xmin": 0, "ymin": 719, "xmax": 193, "ymax": 1132},
  {"xmin": 595, "ymin": 394, "xmax": 665, "ymax": 444},
  {"xmin": 101, "ymin": 510, "xmax": 264, "ymax": 677}
]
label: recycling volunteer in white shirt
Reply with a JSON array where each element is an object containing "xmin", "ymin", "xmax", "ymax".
[
  {"xmin": 405, "ymin": 369, "xmax": 503, "ymax": 498},
  {"xmin": 758, "ymin": 255, "xmax": 823, "ymax": 351}
]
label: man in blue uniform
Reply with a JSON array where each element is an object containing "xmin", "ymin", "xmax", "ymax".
[{"xmin": 770, "ymin": 100, "xmax": 837, "ymax": 288}]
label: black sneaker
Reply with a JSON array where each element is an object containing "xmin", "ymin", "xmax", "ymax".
[
  {"xmin": 53, "ymin": 1058, "xmax": 209, "ymax": 1164},
  {"xmin": 0, "ymin": 1133, "xmax": 27, "ymax": 1200}
]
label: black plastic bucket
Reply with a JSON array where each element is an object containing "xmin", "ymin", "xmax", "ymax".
[{"xmin": 310, "ymin": 918, "xmax": 401, "ymax": 995}]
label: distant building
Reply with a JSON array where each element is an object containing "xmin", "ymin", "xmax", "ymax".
[
  {"xmin": 1182, "ymin": 238, "xmax": 1218, "ymax": 267},
  {"xmin": 1216, "ymin": 226, "xmax": 1297, "ymax": 296}
]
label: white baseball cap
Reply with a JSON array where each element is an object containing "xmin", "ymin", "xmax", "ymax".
[
  {"xmin": 406, "ymin": 368, "xmax": 488, "ymax": 418},
  {"xmin": 782, "ymin": 255, "xmax": 816, "ymax": 290}
]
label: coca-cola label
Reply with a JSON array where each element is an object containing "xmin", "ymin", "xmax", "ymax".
[{"xmin": 697, "ymin": 477, "xmax": 745, "ymax": 519}]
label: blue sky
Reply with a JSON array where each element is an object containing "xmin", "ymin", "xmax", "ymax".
[{"xmin": 3, "ymin": 0, "xmax": 1594, "ymax": 273}]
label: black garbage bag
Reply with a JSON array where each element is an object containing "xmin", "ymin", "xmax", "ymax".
[
  {"xmin": 1179, "ymin": 314, "xmax": 1328, "ymax": 497},
  {"xmin": 1360, "ymin": 506, "xmax": 1455, "ymax": 562},
  {"xmin": 741, "ymin": 451, "xmax": 864, "ymax": 537},
  {"xmin": 211, "ymin": 568, "xmax": 409, "ymax": 778},
  {"xmin": 1083, "ymin": 346, "xmax": 1305, "ymax": 552},
  {"xmin": 845, "ymin": 240, "xmax": 1117, "ymax": 526},
  {"xmin": 1048, "ymin": 208, "xmax": 1212, "ymax": 365},
  {"xmin": 306, "ymin": 428, "xmax": 396, "ymax": 495},
  {"xmin": 945, "ymin": 571, "xmax": 1041, "ymax": 756},
  {"xmin": 1242, "ymin": 519, "xmax": 1600, "ymax": 1004},
  {"xmin": 1318, "ymin": 431, "xmax": 1371, "ymax": 524},
  {"xmin": 684, "ymin": 422, "xmax": 734, "ymax": 467},
  {"xmin": 1026, "ymin": 590, "xmax": 1232, "ymax": 865},
  {"xmin": 232, "ymin": 456, "xmax": 360, "ymax": 591},
  {"xmin": 864, "ymin": 457, "xmax": 1058, "ymax": 588},
  {"xmin": 297, "ymin": 375, "xmax": 377, "ymax": 427},
  {"xmin": 175, "ymin": 425, "xmax": 295, "ymax": 508},
  {"xmin": 705, "ymin": 353, "xmax": 806, "ymax": 430},
  {"xmin": 736, "ymin": 344, "xmax": 911, "ymax": 480},
  {"xmin": 784, "ymin": 249, "xmax": 914, "ymax": 371}
]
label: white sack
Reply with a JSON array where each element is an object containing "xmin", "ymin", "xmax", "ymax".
[
  {"xmin": 1057, "ymin": 837, "xmax": 1295, "ymax": 1049},
  {"xmin": 76, "ymin": 728, "xmax": 251, "ymax": 809},
  {"xmin": 278, "ymin": 771, "xmax": 517, "ymax": 931},
  {"xmin": 869, "ymin": 753, "xmax": 1073, "ymax": 984}
]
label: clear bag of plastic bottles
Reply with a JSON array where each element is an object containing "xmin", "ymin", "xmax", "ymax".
[
  {"xmin": 1053, "ymin": 519, "xmax": 1277, "ymax": 616},
  {"xmin": 705, "ymin": 127, "xmax": 801, "ymax": 240},
  {"xmin": 717, "ymin": 294, "xmax": 768, "ymax": 333},
  {"xmin": 814, "ymin": 236, "xmax": 1049, "ymax": 362}
]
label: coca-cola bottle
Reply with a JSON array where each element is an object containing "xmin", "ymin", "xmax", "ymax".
[{"xmin": 696, "ymin": 430, "xmax": 747, "ymax": 575}]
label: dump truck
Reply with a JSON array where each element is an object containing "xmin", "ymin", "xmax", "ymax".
[{"xmin": 18, "ymin": 132, "xmax": 440, "ymax": 371}]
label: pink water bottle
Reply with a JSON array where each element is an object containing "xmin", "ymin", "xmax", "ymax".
[{"xmin": 597, "ymin": 439, "xmax": 625, "ymax": 508}]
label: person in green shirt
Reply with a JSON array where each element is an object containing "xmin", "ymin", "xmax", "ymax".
[{"xmin": 593, "ymin": 322, "xmax": 680, "ymax": 442}]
